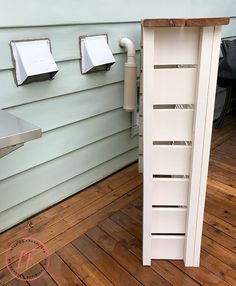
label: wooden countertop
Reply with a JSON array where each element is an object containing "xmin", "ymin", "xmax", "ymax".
[{"xmin": 142, "ymin": 17, "xmax": 230, "ymax": 27}]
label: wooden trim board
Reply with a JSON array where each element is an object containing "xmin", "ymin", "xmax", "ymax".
[{"xmin": 142, "ymin": 17, "xmax": 230, "ymax": 27}]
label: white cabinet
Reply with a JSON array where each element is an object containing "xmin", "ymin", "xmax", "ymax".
[{"xmin": 141, "ymin": 18, "xmax": 229, "ymax": 267}]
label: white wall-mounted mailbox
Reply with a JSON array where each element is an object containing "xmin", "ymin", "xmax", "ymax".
[
  {"xmin": 11, "ymin": 39, "xmax": 58, "ymax": 86},
  {"xmin": 80, "ymin": 35, "xmax": 115, "ymax": 74}
]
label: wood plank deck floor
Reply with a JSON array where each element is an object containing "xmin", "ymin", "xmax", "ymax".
[{"xmin": 0, "ymin": 114, "xmax": 235, "ymax": 286}]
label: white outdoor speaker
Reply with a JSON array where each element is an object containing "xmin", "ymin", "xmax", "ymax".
[
  {"xmin": 80, "ymin": 35, "xmax": 115, "ymax": 74},
  {"xmin": 11, "ymin": 39, "xmax": 58, "ymax": 86}
]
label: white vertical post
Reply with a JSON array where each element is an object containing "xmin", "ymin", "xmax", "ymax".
[
  {"xmin": 193, "ymin": 26, "xmax": 222, "ymax": 266},
  {"xmin": 142, "ymin": 27, "xmax": 154, "ymax": 266},
  {"xmin": 184, "ymin": 26, "xmax": 222, "ymax": 266}
]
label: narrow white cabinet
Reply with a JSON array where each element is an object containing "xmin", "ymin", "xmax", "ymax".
[{"xmin": 141, "ymin": 18, "xmax": 229, "ymax": 266}]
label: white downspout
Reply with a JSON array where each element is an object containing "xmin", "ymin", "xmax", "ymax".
[{"xmin": 119, "ymin": 38, "xmax": 137, "ymax": 112}]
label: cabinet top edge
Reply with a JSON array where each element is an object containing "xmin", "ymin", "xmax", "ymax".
[{"xmin": 142, "ymin": 17, "xmax": 230, "ymax": 27}]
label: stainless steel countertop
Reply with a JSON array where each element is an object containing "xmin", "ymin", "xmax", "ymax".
[{"xmin": 0, "ymin": 110, "xmax": 42, "ymax": 149}]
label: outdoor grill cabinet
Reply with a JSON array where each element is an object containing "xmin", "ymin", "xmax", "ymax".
[{"xmin": 140, "ymin": 17, "xmax": 229, "ymax": 266}]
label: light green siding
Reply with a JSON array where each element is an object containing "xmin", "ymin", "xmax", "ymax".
[
  {"xmin": 0, "ymin": 1, "xmax": 235, "ymax": 232},
  {"xmin": 0, "ymin": 1, "xmax": 235, "ymax": 26}
]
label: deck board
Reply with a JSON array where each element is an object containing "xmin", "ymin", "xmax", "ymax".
[{"xmin": 1, "ymin": 113, "xmax": 236, "ymax": 286}]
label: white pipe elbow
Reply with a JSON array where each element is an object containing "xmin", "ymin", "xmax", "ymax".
[
  {"xmin": 119, "ymin": 38, "xmax": 136, "ymax": 65},
  {"xmin": 119, "ymin": 37, "xmax": 137, "ymax": 112}
]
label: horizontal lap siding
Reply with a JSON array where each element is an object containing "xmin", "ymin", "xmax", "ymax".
[
  {"xmin": 0, "ymin": 129, "xmax": 138, "ymax": 212},
  {"xmin": 0, "ymin": 108, "xmax": 132, "ymax": 181},
  {"xmin": 0, "ymin": 148, "xmax": 138, "ymax": 232},
  {"xmin": 0, "ymin": 0, "xmax": 235, "ymax": 232},
  {"xmin": 0, "ymin": 53, "xmax": 140, "ymax": 108},
  {"xmin": 0, "ymin": 21, "xmax": 139, "ymax": 232},
  {"xmin": 5, "ymin": 82, "xmax": 126, "ymax": 131},
  {"xmin": 0, "ymin": 23, "xmax": 140, "ymax": 71},
  {"xmin": 0, "ymin": 0, "xmax": 235, "ymax": 26}
]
